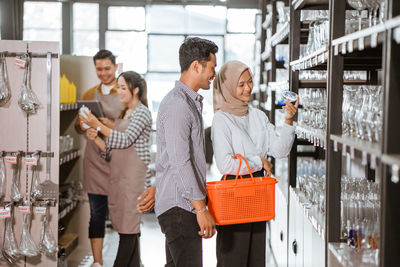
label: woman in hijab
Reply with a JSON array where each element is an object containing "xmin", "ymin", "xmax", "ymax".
[{"xmin": 211, "ymin": 60, "xmax": 298, "ymax": 267}]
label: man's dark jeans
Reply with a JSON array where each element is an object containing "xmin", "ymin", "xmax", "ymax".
[{"xmin": 158, "ymin": 207, "xmax": 202, "ymax": 267}]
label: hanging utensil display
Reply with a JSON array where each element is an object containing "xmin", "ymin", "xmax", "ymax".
[
  {"xmin": 10, "ymin": 155, "xmax": 22, "ymax": 202},
  {"xmin": 18, "ymin": 54, "xmax": 41, "ymax": 114},
  {"xmin": 39, "ymin": 205, "xmax": 57, "ymax": 257},
  {"xmin": 0, "ymin": 52, "xmax": 11, "ymax": 106},
  {"xmin": 3, "ymin": 205, "xmax": 20, "ymax": 262},
  {"xmin": 18, "ymin": 206, "xmax": 39, "ymax": 257}
]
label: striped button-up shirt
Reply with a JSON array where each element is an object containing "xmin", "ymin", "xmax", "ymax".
[{"xmin": 155, "ymin": 80, "xmax": 207, "ymax": 217}]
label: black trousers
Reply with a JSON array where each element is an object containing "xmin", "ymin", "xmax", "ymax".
[
  {"xmin": 113, "ymin": 233, "xmax": 140, "ymax": 267},
  {"xmin": 88, "ymin": 193, "xmax": 108, "ymax": 238},
  {"xmin": 216, "ymin": 170, "xmax": 267, "ymax": 267},
  {"xmin": 158, "ymin": 207, "xmax": 202, "ymax": 267}
]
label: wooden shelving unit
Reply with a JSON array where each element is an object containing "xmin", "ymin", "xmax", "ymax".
[{"xmin": 257, "ymin": 0, "xmax": 400, "ymax": 266}]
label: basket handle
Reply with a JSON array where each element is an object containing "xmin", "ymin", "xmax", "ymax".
[{"xmin": 223, "ymin": 154, "xmax": 256, "ymax": 185}]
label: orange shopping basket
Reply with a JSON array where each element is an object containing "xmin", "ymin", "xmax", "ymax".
[{"xmin": 207, "ymin": 154, "xmax": 277, "ymax": 225}]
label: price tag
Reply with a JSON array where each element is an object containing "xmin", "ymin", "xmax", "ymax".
[
  {"xmin": 370, "ymin": 154, "xmax": 376, "ymax": 170},
  {"xmin": 33, "ymin": 207, "xmax": 47, "ymax": 215},
  {"xmin": 362, "ymin": 151, "xmax": 367, "ymax": 166},
  {"xmin": 5, "ymin": 156, "xmax": 17, "ymax": 164},
  {"xmin": 24, "ymin": 157, "xmax": 37, "ymax": 166},
  {"xmin": 350, "ymin": 147, "xmax": 355, "ymax": 159},
  {"xmin": 17, "ymin": 206, "xmax": 30, "ymax": 214},
  {"xmin": 0, "ymin": 207, "xmax": 11, "ymax": 219},
  {"xmin": 348, "ymin": 40, "xmax": 354, "ymax": 53},
  {"xmin": 391, "ymin": 165, "xmax": 400, "ymax": 183},
  {"xmin": 358, "ymin": 37, "xmax": 365, "ymax": 51},
  {"xmin": 342, "ymin": 144, "xmax": 347, "ymax": 156},
  {"xmin": 334, "ymin": 140, "xmax": 338, "ymax": 152},
  {"xmin": 341, "ymin": 43, "xmax": 347, "ymax": 54},
  {"xmin": 371, "ymin": 32, "xmax": 378, "ymax": 48},
  {"xmin": 334, "ymin": 45, "xmax": 339, "ymax": 56},
  {"xmin": 14, "ymin": 57, "xmax": 26, "ymax": 68}
]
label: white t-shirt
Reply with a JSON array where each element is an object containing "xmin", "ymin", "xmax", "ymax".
[
  {"xmin": 101, "ymin": 83, "xmax": 115, "ymax": 95},
  {"xmin": 211, "ymin": 107, "xmax": 295, "ymax": 176}
]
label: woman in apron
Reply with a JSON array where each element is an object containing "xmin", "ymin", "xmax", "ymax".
[
  {"xmin": 80, "ymin": 71, "xmax": 152, "ymax": 267},
  {"xmin": 211, "ymin": 60, "xmax": 298, "ymax": 267}
]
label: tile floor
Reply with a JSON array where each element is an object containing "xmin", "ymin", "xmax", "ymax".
[{"xmin": 70, "ymin": 162, "xmax": 275, "ymax": 267}]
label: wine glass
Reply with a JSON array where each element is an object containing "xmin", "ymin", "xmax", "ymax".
[{"xmin": 347, "ymin": 0, "xmax": 368, "ymax": 30}]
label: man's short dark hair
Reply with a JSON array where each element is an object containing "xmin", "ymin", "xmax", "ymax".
[
  {"xmin": 93, "ymin": 49, "xmax": 116, "ymax": 65},
  {"xmin": 179, "ymin": 37, "xmax": 218, "ymax": 72}
]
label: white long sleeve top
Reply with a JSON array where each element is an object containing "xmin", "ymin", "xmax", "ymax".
[{"xmin": 211, "ymin": 107, "xmax": 295, "ymax": 176}]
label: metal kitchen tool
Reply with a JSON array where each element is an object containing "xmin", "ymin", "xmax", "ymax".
[
  {"xmin": 10, "ymin": 154, "xmax": 22, "ymax": 202},
  {"xmin": 38, "ymin": 53, "xmax": 58, "ymax": 201},
  {"xmin": 0, "ymin": 52, "xmax": 11, "ymax": 106},
  {"xmin": 39, "ymin": 205, "xmax": 57, "ymax": 257},
  {"xmin": 30, "ymin": 152, "xmax": 42, "ymax": 200},
  {"xmin": 18, "ymin": 53, "xmax": 41, "ymax": 114},
  {"xmin": 3, "ymin": 204, "xmax": 19, "ymax": 262},
  {"xmin": 18, "ymin": 205, "xmax": 39, "ymax": 257},
  {"xmin": 0, "ymin": 155, "xmax": 6, "ymax": 199}
]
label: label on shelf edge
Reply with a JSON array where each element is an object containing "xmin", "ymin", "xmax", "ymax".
[
  {"xmin": 24, "ymin": 157, "xmax": 37, "ymax": 166},
  {"xmin": 0, "ymin": 207, "xmax": 11, "ymax": 219},
  {"xmin": 14, "ymin": 57, "xmax": 26, "ymax": 68},
  {"xmin": 342, "ymin": 144, "xmax": 347, "ymax": 156},
  {"xmin": 371, "ymin": 32, "xmax": 378, "ymax": 48},
  {"xmin": 350, "ymin": 147, "xmax": 355, "ymax": 159},
  {"xmin": 334, "ymin": 45, "xmax": 339, "ymax": 56},
  {"xmin": 370, "ymin": 154, "xmax": 376, "ymax": 169},
  {"xmin": 362, "ymin": 151, "xmax": 367, "ymax": 166},
  {"xmin": 4, "ymin": 156, "xmax": 17, "ymax": 164},
  {"xmin": 348, "ymin": 40, "xmax": 354, "ymax": 53},
  {"xmin": 358, "ymin": 37, "xmax": 365, "ymax": 51},
  {"xmin": 34, "ymin": 207, "xmax": 47, "ymax": 215},
  {"xmin": 17, "ymin": 206, "xmax": 30, "ymax": 214},
  {"xmin": 334, "ymin": 141, "xmax": 338, "ymax": 152}
]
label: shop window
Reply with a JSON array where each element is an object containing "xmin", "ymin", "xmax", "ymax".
[
  {"xmin": 227, "ymin": 8, "xmax": 258, "ymax": 33},
  {"xmin": 148, "ymin": 35, "xmax": 184, "ymax": 72},
  {"xmin": 73, "ymin": 3, "xmax": 99, "ymax": 56},
  {"xmin": 186, "ymin": 6, "xmax": 226, "ymax": 35},
  {"xmin": 23, "ymin": 1, "xmax": 62, "ymax": 48},
  {"xmin": 106, "ymin": 31, "xmax": 147, "ymax": 74},
  {"xmin": 147, "ymin": 5, "xmax": 185, "ymax": 34},
  {"xmin": 108, "ymin": 6, "xmax": 145, "ymax": 31},
  {"xmin": 225, "ymin": 34, "xmax": 256, "ymax": 69}
]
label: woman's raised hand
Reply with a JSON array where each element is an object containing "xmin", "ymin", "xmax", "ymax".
[
  {"xmin": 79, "ymin": 110, "xmax": 100, "ymax": 129},
  {"xmin": 283, "ymin": 96, "xmax": 299, "ymax": 122}
]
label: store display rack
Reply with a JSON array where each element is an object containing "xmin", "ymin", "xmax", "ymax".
[
  {"xmin": 258, "ymin": 0, "xmax": 400, "ymax": 266},
  {"xmin": 59, "ymin": 149, "xmax": 80, "ymax": 165},
  {"xmin": 60, "ymin": 103, "xmax": 78, "ymax": 111}
]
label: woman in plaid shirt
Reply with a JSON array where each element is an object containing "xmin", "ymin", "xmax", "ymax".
[{"xmin": 80, "ymin": 71, "xmax": 152, "ymax": 267}]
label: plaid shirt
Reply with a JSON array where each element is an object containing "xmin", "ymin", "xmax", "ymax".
[{"xmin": 103, "ymin": 103, "xmax": 152, "ymax": 184}]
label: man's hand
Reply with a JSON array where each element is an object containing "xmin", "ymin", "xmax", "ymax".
[
  {"xmin": 196, "ymin": 210, "xmax": 216, "ymax": 239},
  {"xmin": 137, "ymin": 186, "xmax": 155, "ymax": 213}
]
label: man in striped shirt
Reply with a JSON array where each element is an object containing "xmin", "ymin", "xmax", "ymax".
[{"xmin": 155, "ymin": 37, "xmax": 218, "ymax": 266}]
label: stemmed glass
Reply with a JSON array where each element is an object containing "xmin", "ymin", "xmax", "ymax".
[{"xmin": 347, "ymin": 0, "xmax": 368, "ymax": 30}]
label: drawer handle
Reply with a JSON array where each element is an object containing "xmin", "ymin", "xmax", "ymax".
[
  {"xmin": 292, "ymin": 240, "xmax": 297, "ymax": 255},
  {"xmin": 280, "ymin": 231, "xmax": 283, "ymax": 241}
]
